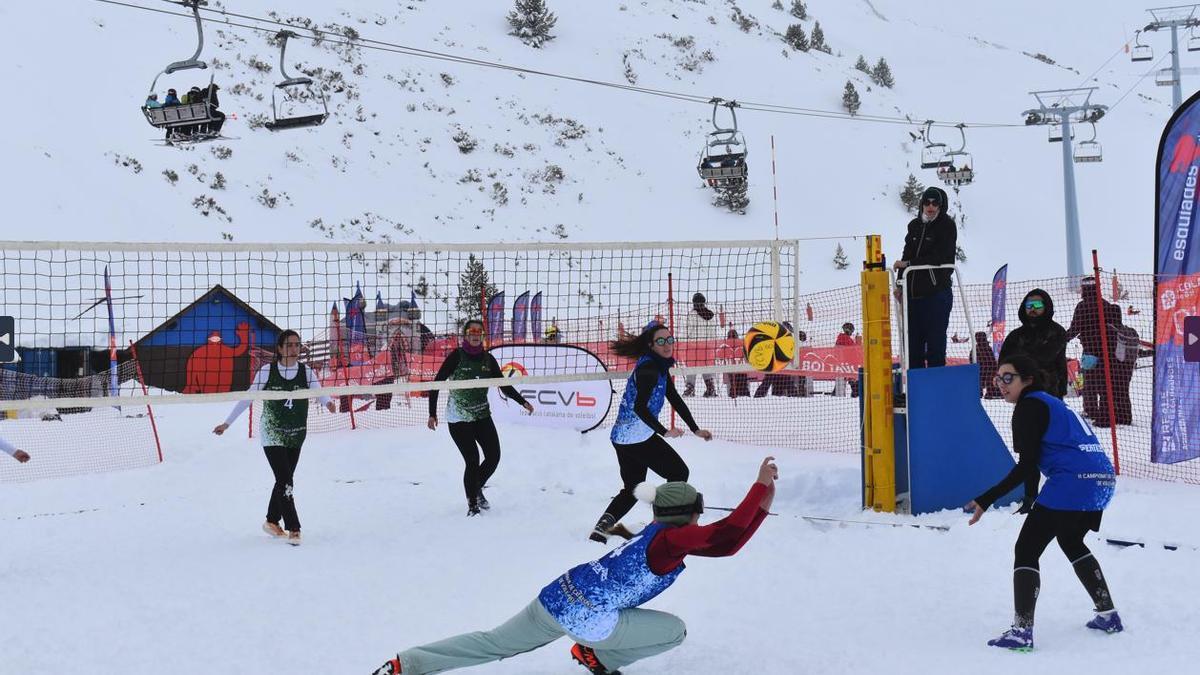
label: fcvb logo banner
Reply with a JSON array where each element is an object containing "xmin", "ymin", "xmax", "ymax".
[
  {"xmin": 487, "ymin": 344, "xmax": 615, "ymax": 432},
  {"xmin": 1153, "ymin": 89, "xmax": 1200, "ymax": 463}
]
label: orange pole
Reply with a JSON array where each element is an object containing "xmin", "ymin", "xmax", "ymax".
[
  {"xmin": 127, "ymin": 340, "xmax": 163, "ymax": 463},
  {"xmin": 1091, "ymin": 250, "xmax": 1121, "ymax": 475}
]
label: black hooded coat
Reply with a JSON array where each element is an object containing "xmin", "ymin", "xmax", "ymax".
[{"xmin": 999, "ymin": 288, "xmax": 1068, "ymax": 398}]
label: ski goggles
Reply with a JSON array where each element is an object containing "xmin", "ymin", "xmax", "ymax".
[
  {"xmin": 1024, "ymin": 299, "xmax": 1046, "ymax": 311},
  {"xmin": 464, "ymin": 327, "xmax": 484, "ymax": 336},
  {"xmin": 652, "ymin": 493, "xmax": 705, "ymax": 518},
  {"xmin": 653, "ymin": 336, "xmax": 676, "ymax": 346},
  {"xmin": 993, "ymin": 372, "xmax": 1019, "ymax": 386}
]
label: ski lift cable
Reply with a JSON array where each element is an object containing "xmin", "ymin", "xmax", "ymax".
[
  {"xmin": 96, "ymin": 0, "xmax": 1073, "ymax": 130},
  {"xmin": 1108, "ymin": 50, "xmax": 1173, "ymax": 114}
]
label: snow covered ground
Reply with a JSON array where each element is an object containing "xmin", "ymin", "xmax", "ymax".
[{"xmin": 2, "ymin": 402, "xmax": 1197, "ymax": 674}]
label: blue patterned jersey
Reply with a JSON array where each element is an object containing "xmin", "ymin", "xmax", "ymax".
[
  {"xmin": 1028, "ymin": 391, "xmax": 1116, "ymax": 511},
  {"xmin": 538, "ymin": 522, "xmax": 684, "ymax": 641},
  {"xmin": 610, "ymin": 356, "xmax": 667, "ymax": 445}
]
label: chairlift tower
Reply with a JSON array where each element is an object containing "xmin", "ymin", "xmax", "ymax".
[
  {"xmin": 1021, "ymin": 88, "xmax": 1108, "ymax": 281},
  {"xmin": 1139, "ymin": 5, "xmax": 1200, "ymax": 109}
]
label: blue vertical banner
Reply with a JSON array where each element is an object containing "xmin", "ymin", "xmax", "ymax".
[
  {"xmin": 530, "ymin": 291, "xmax": 543, "ymax": 340},
  {"xmin": 990, "ymin": 264, "xmax": 1008, "ymax": 360},
  {"xmin": 487, "ymin": 291, "xmax": 506, "ymax": 345},
  {"xmin": 1153, "ymin": 89, "xmax": 1200, "ymax": 464},
  {"xmin": 512, "ymin": 291, "xmax": 530, "ymax": 341},
  {"xmin": 343, "ymin": 282, "xmax": 367, "ymax": 365}
]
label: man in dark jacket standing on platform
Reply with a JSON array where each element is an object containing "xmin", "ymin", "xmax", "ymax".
[
  {"xmin": 999, "ymin": 289, "xmax": 1068, "ymax": 398},
  {"xmin": 894, "ymin": 186, "xmax": 958, "ymax": 368}
]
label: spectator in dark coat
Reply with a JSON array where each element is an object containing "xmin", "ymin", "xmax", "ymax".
[
  {"xmin": 163, "ymin": 88, "xmax": 180, "ymax": 106},
  {"xmin": 1106, "ymin": 309, "xmax": 1136, "ymax": 426},
  {"xmin": 894, "ymin": 186, "xmax": 958, "ymax": 369},
  {"xmin": 975, "ymin": 332, "xmax": 1002, "ymax": 399},
  {"xmin": 1064, "ymin": 279, "xmax": 1121, "ymax": 424},
  {"xmin": 999, "ymin": 289, "xmax": 1068, "ymax": 398},
  {"xmin": 203, "ymin": 83, "xmax": 226, "ymax": 135}
]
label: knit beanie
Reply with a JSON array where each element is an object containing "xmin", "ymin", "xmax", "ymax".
[{"xmin": 634, "ymin": 481, "xmax": 703, "ymax": 526}]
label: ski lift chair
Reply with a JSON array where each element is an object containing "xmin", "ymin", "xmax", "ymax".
[
  {"xmin": 697, "ymin": 98, "xmax": 748, "ymax": 188},
  {"xmin": 141, "ymin": 1, "xmax": 222, "ymax": 142},
  {"xmin": 1073, "ymin": 123, "xmax": 1103, "ymax": 163},
  {"xmin": 263, "ymin": 30, "xmax": 330, "ymax": 131},
  {"xmin": 1190, "ymin": 26, "xmax": 1200, "ymax": 52},
  {"xmin": 1131, "ymin": 30, "xmax": 1154, "ymax": 62},
  {"xmin": 1156, "ymin": 68, "xmax": 1179, "ymax": 86},
  {"xmin": 919, "ymin": 120, "xmax": 952, "ymax": 170},
  {"xmin": 1048, "ymin": 122, "xmax": 1074, "ymax": 143},
  {"xmin": 938, "ymin": 124, "xmax": 974, "ymax": 186}
]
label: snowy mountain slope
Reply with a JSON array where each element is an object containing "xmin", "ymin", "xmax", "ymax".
[{"xmin": 1, "ymin": 0, "xmax": 1178, "ymax": 289}]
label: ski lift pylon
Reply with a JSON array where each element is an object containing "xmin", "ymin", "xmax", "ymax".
[
  {"xmin": 141, "ymin": 1, "xmax": 222, "ymax": 143},
  {"xmin": 263, "ymin": 30, "xmax": 330, "ymax": 131}
]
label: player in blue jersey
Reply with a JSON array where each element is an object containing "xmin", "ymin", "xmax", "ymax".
[
  {"xmin": 588, "ymin": 320, "xmax": 712, "ymax": 544},
  {"xmin": 966, "ymin": 354, "xmax": 1121, "ymax": 651},
  {"xmin": 371, "ymin": 456, "xmax": 777, "ymax": 675}
]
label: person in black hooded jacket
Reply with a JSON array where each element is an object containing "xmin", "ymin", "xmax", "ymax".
[
  {"xmin": 999, "ymin": 289, "xmax": 1068, "ymax": 398},
  {"xmin": 894, "ymin": 186, "xmax": 958, "ymax": 368}
]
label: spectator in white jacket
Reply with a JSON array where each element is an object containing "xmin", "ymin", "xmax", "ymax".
[{"xmin": 680, "ymin": 293, "xmax": 723, "ymax": 397}]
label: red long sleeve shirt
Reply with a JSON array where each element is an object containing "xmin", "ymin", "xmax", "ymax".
[{"xmin": 646, "ymin": 481, "xmax": 772, "ymax": 575}]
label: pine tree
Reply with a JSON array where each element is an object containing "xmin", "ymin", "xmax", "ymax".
[
  {"xmin": 833, "ymin": 243, "xmax": 850, "ymax": 270},
  {"xmin": 789, "ymin": 0, "xmax": 807, "ymax": 19},
  {"xmin": 811, "ymin": 21, "xmax": 830, "ymax": 53},
  {"xmin": 842, "ymin": 81, "xmax": 860, "ymax": 116},
  {"xmin": 507, "ymin": 0, "xmax": 558, "ymax": 48},
  {"xmin": 872, "ymin": 57, "xmax": 895, "ymax": 88},
  {"xmin": 855, "ymin": 55, "xmax": 871, "ymax": 74},
  {"xmin": 900, "ymin": 173, "xmax": 925, "ymax": 211},
  {"xmin": 456, "ymin": 254, "xmax": 499, "ymax": 324},
  {"xmin": 955, "ymin": 245, "xmax": 968, "ymax": 263},
  {"xmin": 784, "ymin": 24, "xmax": 810, "ymax": 51},
  {"xmin": 772, "ymin": 0, "xmax": 784, "ymax": 10}
]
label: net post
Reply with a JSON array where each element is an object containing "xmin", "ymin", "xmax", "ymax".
[
  {"xmin": 128, "ymin": 340, "xmax": 163, "ymax": 463},
  {"xmin": 1092, "ymin": 250, "xmax": 1122, "ymax": 474},
  {"xmin": 861, "ymin": 234, "xmax": 896, "ymax": 512},
  {"xmin": 667, "ymin": 271, "xmax": 677, "ymax": 431}
]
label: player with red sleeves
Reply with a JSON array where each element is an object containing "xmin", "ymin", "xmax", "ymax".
[{"xmin": 371, "ymin": 456, "xmax": 778, "ymax": 675}]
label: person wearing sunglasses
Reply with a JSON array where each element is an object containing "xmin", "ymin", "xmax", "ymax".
[
  {"xmin": 965, "ymin": 354, "xmax": 1121, "ymax": 651},
  {"xmin": 588, "ymin": 321, "xmax": 713, "ymax": 544},
  {"xmin": 214, "ymin": 330, "xmax": 336, "ymax": 546},
  {"xmin": 892, "ymin": 186, "xmax": 958, "ymax": 369},
  {"xmin": 998, "ymin": 289, "xmax": 1068, "ymax": 398},
  {"xmin": 428, "ymin": 319, "xmax": 534, "ymax": 516},
  {"xmin": 372, "ymin": 457, "xmax": 777, "ymax": 675}
]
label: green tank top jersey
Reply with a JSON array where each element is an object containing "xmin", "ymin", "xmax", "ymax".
[
  {"xmin": 262, "ymin": 362, "xmax": 310, "ymax": 449},
  {"xmin": 447, "ymin": 352, "xmax": 497, "ymax": 423}
]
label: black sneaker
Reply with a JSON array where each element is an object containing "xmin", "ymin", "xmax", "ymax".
[
  {"xmin": 467, "ymin": 499, "xmax": 481, "ymax": 517},
  {"xmin": 588, "ymin": 514, "xmax": 616, "ymax": 543},
  {"xmin": 477, "ymin": 489, "xmax": 491, "ymax": 511}
]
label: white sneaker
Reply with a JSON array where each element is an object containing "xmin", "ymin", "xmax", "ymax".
[
  {"xmin": 262, "ymin": 521, "xmax": 286, "ymax": 538},
  {"xmin": 286, "ymin": 531, "xmax": 302, "ymax": 546}
]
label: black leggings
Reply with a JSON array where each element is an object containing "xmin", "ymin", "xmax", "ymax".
[
  {"xmin": 448, "ymin": 418, "xmax": 501, "ymax": 502},
  {"xmin": 264, "ymin": 445, "xmax": 302, "ymax": 532},
  {"xmin": 1010, "ymin": 505, "xmax": 1113, "ymax": 627},
  {"xmin": 601, "ymin": 435, "xmax": 690, "ymax": 523}
]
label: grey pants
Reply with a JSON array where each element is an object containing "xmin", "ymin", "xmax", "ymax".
[{"xmin": 396, "ymin": 598, "xmax": 686, "ymax": 674}]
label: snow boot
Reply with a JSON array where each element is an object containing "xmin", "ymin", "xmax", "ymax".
[
  {"xmin": 477, "ymin": 489, "xmax": 490, "ymax": 511},
  {"xmin": 262, "ymin": 521, "xmax": 286, "ymax": 538}
]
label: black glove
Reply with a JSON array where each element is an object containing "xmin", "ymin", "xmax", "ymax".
[{"xmin": 1013, "ymin": 496, "xmax": 1035, "ymax": 515}]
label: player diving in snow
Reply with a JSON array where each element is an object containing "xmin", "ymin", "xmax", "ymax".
[{"xmin": 371, "ymin": 456, "xmax": 777, "ymax": 675}]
